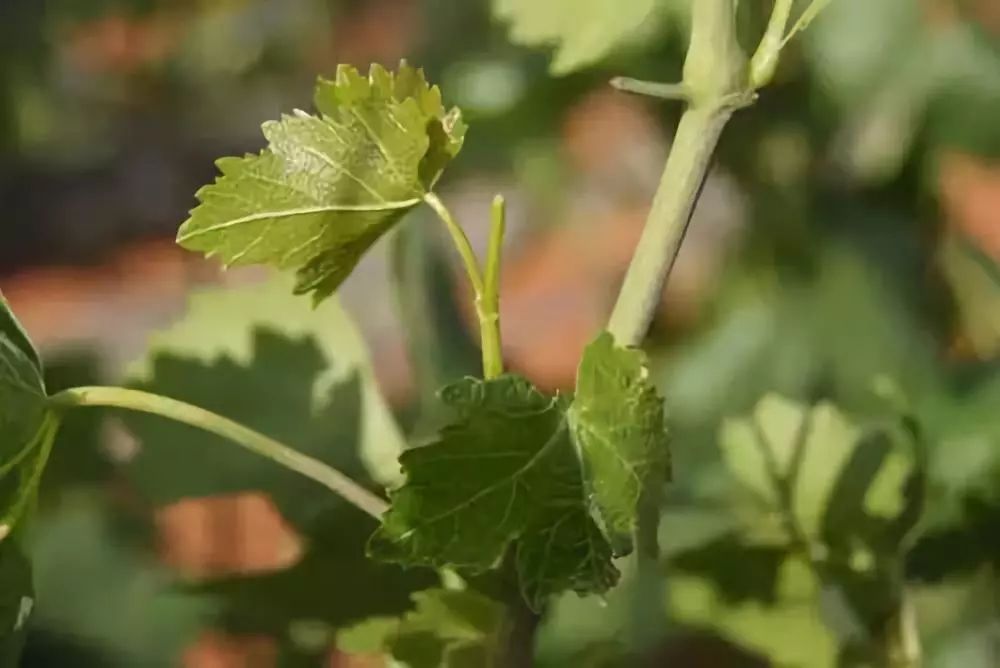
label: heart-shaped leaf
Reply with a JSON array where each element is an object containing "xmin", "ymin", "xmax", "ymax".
[{"xmin": 370, "ymin": 376, "xmax": 619, "ymax": 609}]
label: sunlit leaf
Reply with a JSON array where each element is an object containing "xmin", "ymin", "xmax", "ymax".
[
  {"xmin": 177, "ymin": 63, "xmax": 466, "ymax": 303},
  {"xmin": 371, "ymin": 375, "xmax": 618, "ymax": 609},
  {"xmin": 492, "ymin": 0, "xmax": 680, "ymax": 75},
  {"xmin": 569, "ymin": 332, "xmax": 669, "ymax": 555}
]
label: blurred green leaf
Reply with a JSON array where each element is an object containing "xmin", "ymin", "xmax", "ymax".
[
  {"xmin": 0, "ymin": 540, "xmax": 32, "ymax": 664},
  {"xmin": 492, "ymin": 0, "xmax": 682, "ymax": 75},
  {"xmin": 670, "ymin": 559, "xmax": 837, "ymax": 668},
  {"xmin": 390, "ymin": 218, "xmax": 481, "ymax": 437},
  {"xmin": 127, "ymin": 329, "xmax": 367, "ymax": 530},
  {"xmin": 338, "ymin": 588, "xmax": 502, "ymax": 668},
  {"xmin": 941, "ymin": 233, "xmax": 1000, "ymax": 360},
  {"xmin": 126, "ymin": 275, "xmax": 405, "ymax": 486},
  {"xmin": 570, "ymin": 332, "xmax": 670, "ymax": 555},
  {"xmin": 371, "ymin": 375, "xmax": 619, "ymax": 609},
  {"xmin": 29, "ymin": 494, "xmax": 207, "ymax": 667},
  {"xmin": 177, "ymin": 63, "xmax": 466, "ymax": 303},
  {"xmin": 123, "ymin": 277, "xmax": 427, "ymax": 639},
  {"xmin": 191, "ymin": 510, "xmax": 429, "ymax": 638},
  {"xmin": 720, "ymin": 394, "xmax": 920, "ymax": 546}
]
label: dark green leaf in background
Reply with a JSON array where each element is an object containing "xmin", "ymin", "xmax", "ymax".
[
  {"xmin": 122, "ymin": 278, "xmax": 422, "ymax": 638},
  {"xmin": 177, "ymin": 63, "xmax": 467, "ymax": 303},
  {"xmin": 0, "ymin": 540, "xmax": 32, "ymax": 665},
  {"xmin": 338, "ymin": 588, "xmax": 502, "ymax": 668}
]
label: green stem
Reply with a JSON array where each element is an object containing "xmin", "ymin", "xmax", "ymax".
[
  {"xmin": 605, "ymin": 106, "xmax": 732, "ymax": 346},
  {"xmin": 48, "ymin": 386, "xmax": 388, "ymax": 519},
  {"xmin": 482, "ymin": 195, "xmax": 506, "ymax": 380},
  {"xmin": 423, "ymin": 192, "xmax": 505, "ymax": 380},
  {"xmin": 610, "ymin": 77, "xmax": 688, "ymax": 101},
  {"xmin": 607, "ymin": 0, "xmax": 747, "ymax": 348},
  {"xmin": 605, "ymin": 0, "xmax": 747, "ymax": 647}
]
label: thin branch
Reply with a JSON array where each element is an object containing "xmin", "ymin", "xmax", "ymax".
[{"xmin": 424, "ymin": 192, "xmax": 505, "ymax": 380}]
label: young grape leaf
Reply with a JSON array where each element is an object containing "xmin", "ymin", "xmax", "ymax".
[
  {"xmin": 176, "ymin": 63, "xmax": 467, "ymax": 304},
  {"xmin": 337, "ymin": 588, "xmax": 502, "ymax": 668},
  {"xmin": 370, "ymin": 376, "xmax": 619, "ymax": 610},
  {"xmin": 569, "ymin": 332, "xmax": 670, "ymax": 555}
]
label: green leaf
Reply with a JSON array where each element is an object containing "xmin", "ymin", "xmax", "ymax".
[
  {"xmin": 176, "ymin": 63, "xmax": 466, "ymax": 303},
  {"xmin": 126, "ymin": 330, "xmax": 367, "ymax": 531},
  {"xmin": 191, "ymin": 511, "xmax": 430, "ymax": 637},
  {"xmin": 338, "ymin": 588, "xmax": 502, "ymax": 668},
  {"xmin": 123, "ymin": 277, "xmax": 424, "ymax": 634},
  {"xmin": 569, "ymin": 332, "xmax": 669, "ymax": 555},
  {"xmin": 492, "ymin": 0, "xmax": 678, "ymax": 75},
  {"xmin": 371, "ymin": 376, "xmax": 619, "ymax": 609},
  {"xmin": 0, "ymin": 540, "xmax": 31, "ymax": 663},
  {"xmin": 719, "ymin": 394, "xmax": 919, "ymax": 544},
  {"xmin": 29, "ymin": 494, "xmax": 208, "ymax": 665},
  {"xmin": 1, "ymin": 292, "xmax": 48, "ymax": 471}
]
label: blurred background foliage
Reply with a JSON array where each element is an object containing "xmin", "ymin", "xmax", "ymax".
[{"xmin": 3, "ymin": 0, "xmax": 1000, "ymax": 665}]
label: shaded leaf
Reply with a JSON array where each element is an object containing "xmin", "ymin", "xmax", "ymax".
[
  {"xmin": 126, "ymin": 275, "xmax": 405, "ymax": 487},
  {"xmin": 123, "ymin": 278, "xmax": 428, "ymax": 639},
  {"xmin": 177, "ymin": 63, "xmax": 466, "ymax": 303},
  {"xmin": 569, "ymin": 332, "xmax": 669, "ymax": 555},
  {"xmin": 338, "ymin": 588, "xmax": 502, "ymax": 668},
  {"xmin": 193, "ymin": 511, "xmax": 430, "ymax": 637},
  {"xmin": 671, "ymin": 535, "xmax": 787, "ymax": 606},
  {"xmin": 29, "ymin": 494, "xmax": 208, "ymax": 666},
  {"xmin": 371, "ymin": 376, "xmax": 618, "ymax": 609},
  {"xmin": 390, "ymin": 216, "xmax": 481, "ymax": 437},
  {"xmin": 126, "ymin": 330, "xmax": 367, "ymax": 531}
]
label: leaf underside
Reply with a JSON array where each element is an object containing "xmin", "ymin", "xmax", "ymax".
[
  {"xmin": 370, "ymin": 376, "xmax": 619, "ymax": 610},
  {"xmin": 177, "ymin": 63, "xmax": 466, "ymax": 304}
]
